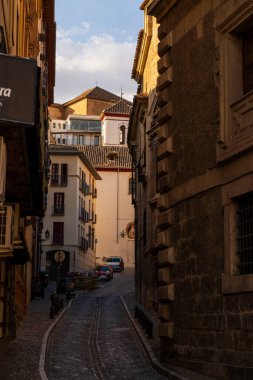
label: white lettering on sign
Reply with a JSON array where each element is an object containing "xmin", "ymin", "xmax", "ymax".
[
  {"xmin": 0, "ymin": 102, "xmax": 2, "ymax": 107},
  {"xmin": 0, "ymin": 87, "xmax": 11, "ymax": 97}
]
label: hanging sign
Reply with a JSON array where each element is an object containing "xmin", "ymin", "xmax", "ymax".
[
  {"xmin": 0, "ymin": 53, "xmax": 37, "ymax": 126},
  {"xmin": 54, "ymin": 250, "xmax": 65, "ymax": 263}
]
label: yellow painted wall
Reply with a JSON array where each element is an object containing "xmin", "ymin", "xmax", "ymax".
[
  {"xmin": 142, "ymin": 16, "xmax": 159, "ymax": 94},
  {"xmin": 68, "ymin": 98, "xmax": 88, "ymax": 115}
]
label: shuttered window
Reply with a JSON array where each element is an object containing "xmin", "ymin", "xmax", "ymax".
[{"xmin": 53, "ymin": 222, "xmax": 64, "ymax": 245}]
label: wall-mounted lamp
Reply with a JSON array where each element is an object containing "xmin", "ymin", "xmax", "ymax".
[
  {"xmin": 41, "ymin": 229, "xmax": 50, "ymax": 241},
  {"xmin": 120, "ymin": 230, "xmax": 126, "ymax": 238}
]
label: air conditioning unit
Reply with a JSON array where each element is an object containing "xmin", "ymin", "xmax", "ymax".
[
  {"xmin": 0, "ymin": 205, "xmax": 14, "ymax": 256},
  {"xmin": 0, "ymin": 137, "xmax": 7, "ymax": 203}
]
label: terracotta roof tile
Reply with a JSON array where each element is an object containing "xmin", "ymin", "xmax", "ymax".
[
  {"xmin": 103, "ymin": 99, "xmax": 132, "ymax": 115},
  {"xmin": 63, "ymin": 86, "xmax": 123, "ymax": 107},
  {"xmin": 76, "ymin": 145, "xmax": 132, "ymax": 170},
  {"xmin": 48, "ymin": 144, "xmax": 101, "ymax": 180}
]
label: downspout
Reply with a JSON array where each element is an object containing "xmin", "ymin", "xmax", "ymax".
[{"xmin": 116, "ymin": 168, "xmax": 119, "ymax": 243}]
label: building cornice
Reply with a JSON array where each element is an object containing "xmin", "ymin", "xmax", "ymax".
[
  {"xmin": 147, "ymin": 0, "xmax": 178, "ymax": 21},
  {"xmin": 128, "ymin": 94, "xmax": 149, "ymax": 145}
]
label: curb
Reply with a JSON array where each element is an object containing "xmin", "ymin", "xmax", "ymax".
[
  {"xmin": 39, "ymin": 298, "xmax": 75, "ymax": 380},
  {"xmin": 120, "ymin": 293, "xmax": 190, "ymax": 380}
]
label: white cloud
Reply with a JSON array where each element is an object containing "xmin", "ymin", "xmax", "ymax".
[
  {"xmin": 54, "ymin": 30, "xmax": 137, "ymax": 104},
  {"xmin": 56, "ymin": 22, "xmax": 90, "ymax": 38}
]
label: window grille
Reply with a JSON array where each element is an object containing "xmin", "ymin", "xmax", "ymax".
[{"xmin": 236, "ymin": 193, "xmax": 253, "ymax": 275}]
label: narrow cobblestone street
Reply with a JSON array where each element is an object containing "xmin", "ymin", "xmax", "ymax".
[{"xmin": 45, "ymin": 269, "xmax": 166, "ymax": 380}]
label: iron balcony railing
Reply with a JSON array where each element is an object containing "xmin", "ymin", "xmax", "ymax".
[
  {"xmin": 51, "ymin": 175, "xmax": 68, "ymax": 187},
  {"xmin": 52, "ymin": 205, "xmax": 65, "ymax": 215},
  {"xmin": 78, "ymin": 236, "xmax": 88, "ymax": 251}
]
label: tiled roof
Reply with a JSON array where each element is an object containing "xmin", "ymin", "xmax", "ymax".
[
  {"xmin": 103, "ymin": 99, "xmax": 132, "ymax": 115},
  {"xmin": 63, "ymin": 86, "xmax": 123, "ymax": 107},
  {"xmin": 76, "ymin": 145, "xmax": 132, "ymax": 170},
  {"xmin": 48, "ymin": 145, "xmax": 102, "ymax": 180}
]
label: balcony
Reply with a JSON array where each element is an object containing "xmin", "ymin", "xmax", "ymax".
[
  {"xmin": 52, "ymin": 205, "xmax": 65, "ymax": 215},
  {"xmin": 78, "ymin": 236, "xmax": 88, "ymax": 251},
  {"xmin": 79, "ymin": 180, "xmax": 89, "ymax": 195},
  {"xmin": 79, "ymin": 208, "xmax": 89, "ymax": 223},
  {"xmin": 51, "ymin": 175, "xmax": 68, "ymax": 187}
]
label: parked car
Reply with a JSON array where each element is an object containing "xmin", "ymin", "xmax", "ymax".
[
  {"xmin": 95, "ymin": 265, "xmax": 113, "ymax": 281},
  {"xmin": 105, "ymin": 256, "xmax": 124, "ymax": 272}
]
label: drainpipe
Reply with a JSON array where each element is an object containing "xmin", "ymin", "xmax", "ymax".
[{"xmin": 116, "ymin": 168, "xmax": 119, "ymax": 243}]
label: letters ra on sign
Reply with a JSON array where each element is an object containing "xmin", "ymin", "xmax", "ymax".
[{"xmin": 0, "ymin": 53, "xmax": 37, "ymax": 126}]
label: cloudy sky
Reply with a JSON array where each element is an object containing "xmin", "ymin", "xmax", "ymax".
[{"xmin": 55, "ymin": 0, "xmax": 143, "ymax": 104}]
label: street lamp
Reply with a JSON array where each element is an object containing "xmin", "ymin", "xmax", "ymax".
[
  {"xmin": 41, "ymin": 229, "xmax": 50, "ymax": 241},
  {"xmin": 120, "ymin": 229, "xmax": 126, "ymax": 238}
]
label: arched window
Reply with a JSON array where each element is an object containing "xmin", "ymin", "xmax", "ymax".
[{"xmin": 119, "ymin": 125, "xmax": 126, "ymax": 145}]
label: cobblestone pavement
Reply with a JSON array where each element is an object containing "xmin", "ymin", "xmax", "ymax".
[
  {"xmin": 0, "ymin": 282, "xmax": 57, "ymax": 380},
  {"xmin": 45, "ymin": 270, "xmax": 167, "ymax": 380},
  {"xmin": 0, "ymin": 268, "xmax": 215, "ymax": 380}
]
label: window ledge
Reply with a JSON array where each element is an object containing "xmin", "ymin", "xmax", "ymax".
[{"xmin": 222, "ymin": 272, "xmax": 253, "ymax": 294}]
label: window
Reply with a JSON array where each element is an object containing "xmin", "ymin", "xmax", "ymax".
[
  {"xmin": 236, "ymin": 193, "xmax": 253, "ymax": 275},
  {"xmin": 120, "ymin": 125, "xmax": 126, "ymax": 144},
  {"xmin": 92, "ymin": 228, "xmax": 95, "ymax": 250},
  {"xmin": 88, "ymin": 225, "xmax": 92, "ymax": 248},
  {"xmin": 216, "ymin": 5, "xmax": 253, "ymax": 161},
  {"xmin": 243, "ymin": 29, "xmax": 253, "ymax": 94},
  {"xmin": 73, "ymin": 135, "xmax": 78, "ymax": 145},
  {"xmin": 51, "ymin": 164, "xmax": 59, "ymax": 185},
  {"xmin": 94, "ymin": 136, "xmax": 99, "ymax": 146},
  {"xmin": 51, "ymin": 164, "xmax": 68, "ymax": 186},
  {"xmin": 53, "ymin": 222, "xmax": 64, "ymax": 245},
  {"xmin": 70, "ymin": 119, "xmax": 101, "ymax": 132},
  {"xmin": 61, "ymin": 164, "xmax": 68, "ymax": 185},
  {"xmin": 53, "ymin": 193, "xmax": 64, "ymax": 215},
  {"xmin": 222, "ymin": 173, "xmax": 253, "ymax": 294},
  {"xmin": 53, "ymin": 123, "xmax": 56, "ymax": 128},
  {"xmin": 63, "ymin": 123, "xmax": 66, "ymax": 129}
]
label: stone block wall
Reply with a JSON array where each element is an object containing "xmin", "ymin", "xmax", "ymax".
[{"xmin": 148, "ymin": 0, "xmax": 253, "ymax": 378}]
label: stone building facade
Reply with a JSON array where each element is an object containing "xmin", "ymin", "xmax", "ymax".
[
  {"xmin": 0, "ymin": 0, "xmax": 55, "ymax": 340},
  {"xmin": 129, "ymin": 0, "xmax": 253, "ymax": 378},
  {"xmin": 129, "ymin": 0, "xmax": 160, "ymax": 310}
]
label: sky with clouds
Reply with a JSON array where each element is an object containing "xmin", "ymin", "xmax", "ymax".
[{"xmin": 55, "ymin": 0, "xmax": 143, "ymax": 104}]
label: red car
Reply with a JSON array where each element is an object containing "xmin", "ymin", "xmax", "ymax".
[{"xmin": 95, "ymin": 265, "xmax": 113, "ymax": 281}]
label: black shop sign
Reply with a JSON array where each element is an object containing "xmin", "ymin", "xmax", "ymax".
[{"xmin": 0, "ymin": 53, "xmax": 37, "ymax": 126}]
